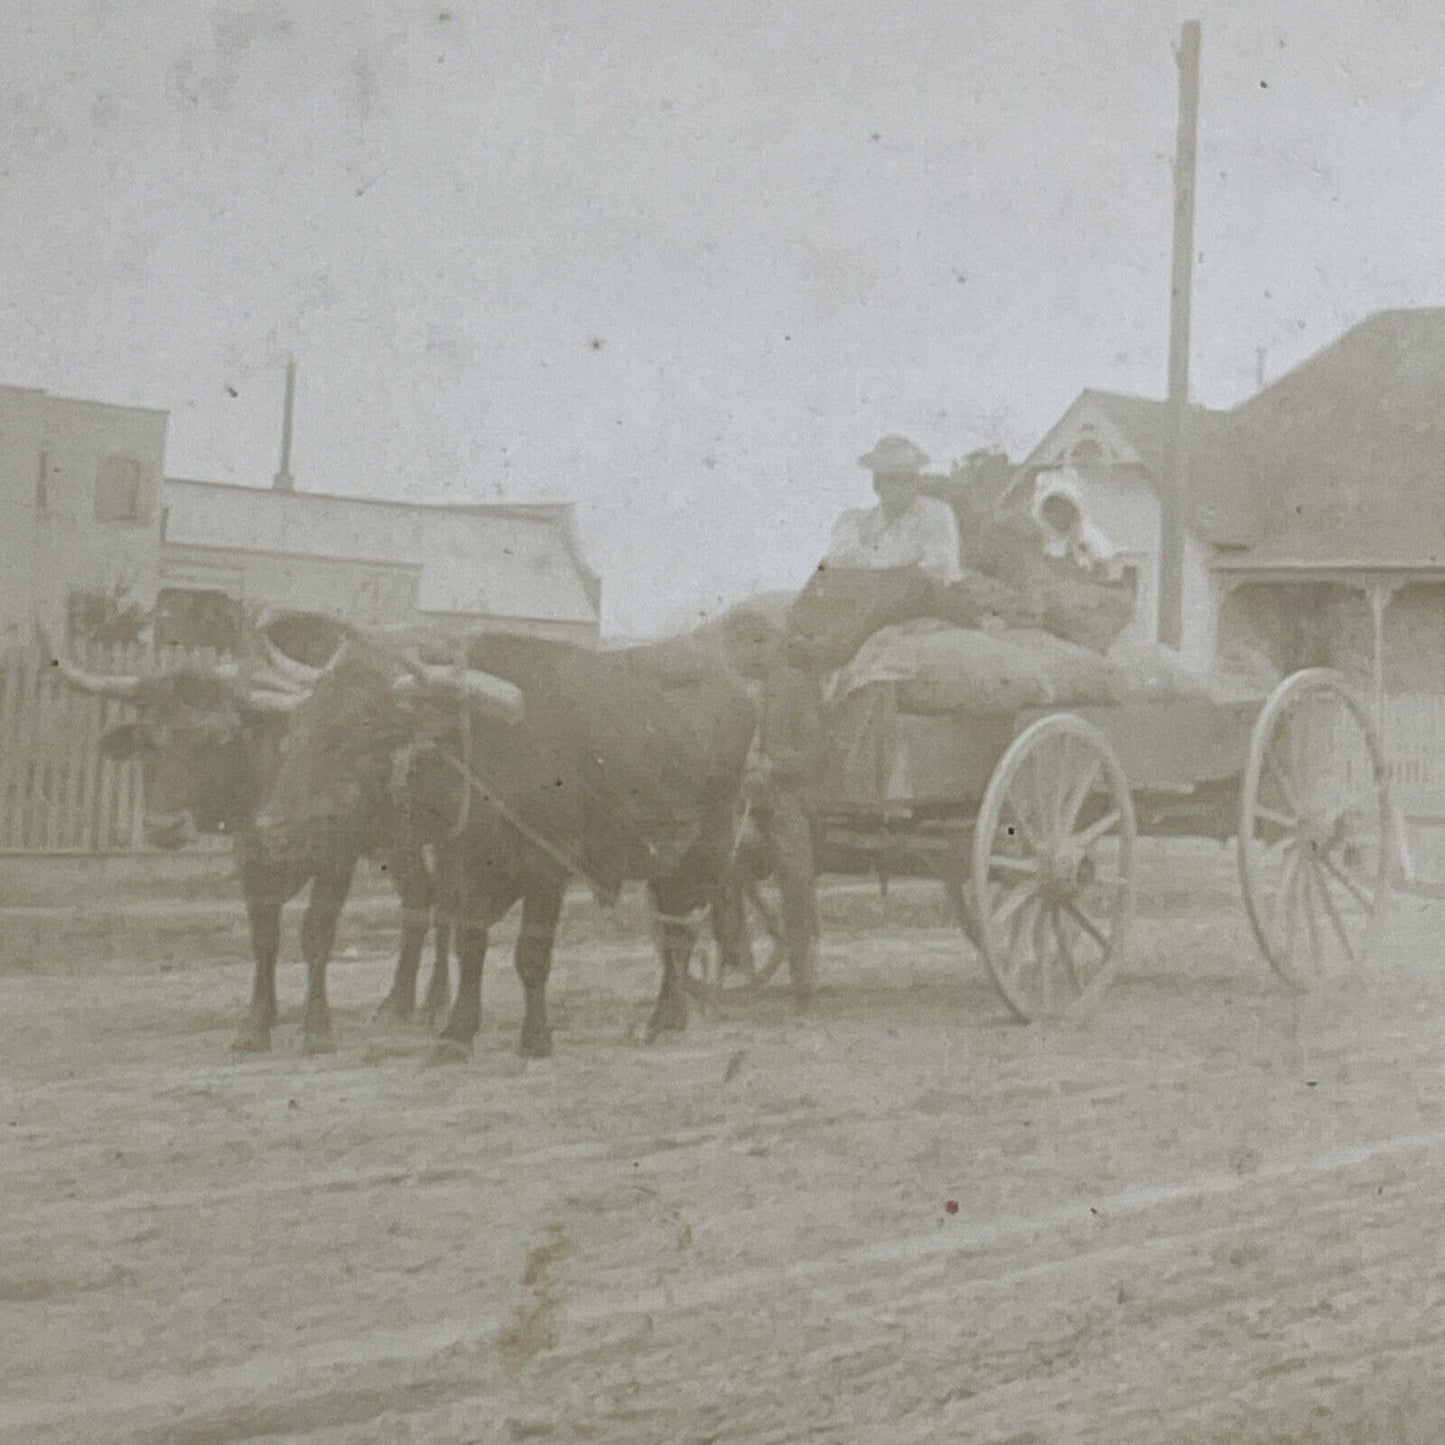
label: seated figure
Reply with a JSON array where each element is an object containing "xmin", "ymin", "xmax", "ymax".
[{"xmin": 823, "ymin": 435, "xmax": 962, "ymax": 586}]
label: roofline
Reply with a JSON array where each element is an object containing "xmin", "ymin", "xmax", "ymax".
[
  {"xmin": 1212, "ymin": 557, "xmax": 1445, "ymax": 575},
  {"xmin": 4, "ymin": 383, "xmax": 168, "ymax": 418},
  {"xmin": 419, "ymin": 609, "xmax": 600, "ymax": 628},
  {"xmin": 42, "ymin": 391, "xmax": 169, "ymax": 418},
  {"xmin": 163, "ymin": 475, "xmax": 573, "ymax": 520},
  {"xmin": 162, "ymin": 540, "xmax": 600, "ymax": 619},
  {"xmin": 1240, "ymin": 307, "xmax": 1445, "ymax": 408},
  {"xmin": 162, "ymin": 539, "xmax": 425, "ymax": 571}
]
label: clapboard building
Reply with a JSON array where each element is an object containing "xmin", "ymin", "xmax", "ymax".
[
  {"xmin": 159, "ymin": 480, "xmax": 602, "ymax": 647},
  {"xmin": 0, "ymin": 381, "xmax": 602, "ymax": 649},
  {"xmin": 0, "ymin": 384, "xmax": 168, "ymax": 648}
]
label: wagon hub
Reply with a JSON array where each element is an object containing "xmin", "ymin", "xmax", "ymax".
[
  {"xmin": 1037, "ymin": 847, "xmax": 1086, "ymax": 904},
  {"xmin": 1298, "ymin": 807, "xmax": 1339, "ymax": 852}
]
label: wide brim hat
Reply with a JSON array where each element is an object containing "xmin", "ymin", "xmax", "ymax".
[{"xmin": 858, "ymin": 435, "xmax": 930, "ymax": 473}]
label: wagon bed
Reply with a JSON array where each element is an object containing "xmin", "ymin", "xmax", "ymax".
[{"xmin": 745, "ymin": 670, "xmax": 1394, "ymax": 1021}]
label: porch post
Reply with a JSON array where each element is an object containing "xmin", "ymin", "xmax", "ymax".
[{"xmin": 1366, "ymin": 582, "xmax": 1396, "ymax": 726}]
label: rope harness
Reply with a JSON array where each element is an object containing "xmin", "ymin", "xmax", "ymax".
[{"xmin": 405, "ymin": 697, "xmax": 762, "ymax": 956}]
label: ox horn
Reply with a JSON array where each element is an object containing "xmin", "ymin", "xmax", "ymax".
[
  {"xmin": 419, "ymin": 661, "xmax": 525, "ymax": 722},
  {"xmin": 36, "ymin": 624, "xmax": 144, "ymax": 702},
  {"xmin": 259, "ymin": 630, "xmax": 327, "ymax": 686},
  {"xmin": 244, "ymin": 686, "xmax": 307, "ymax": 715}
]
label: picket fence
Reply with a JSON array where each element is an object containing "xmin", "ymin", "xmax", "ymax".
[{"xmin": 0, "ymin": 641, "xmax": 227, "ymax": 853}]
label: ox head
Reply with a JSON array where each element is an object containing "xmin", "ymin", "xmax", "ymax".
[
  {"xmin": 250, "ymin": 629, "xmax": 525, "ymax": 865},
  {"xmin": 42, "ymin": 630, "xmax": 305, "ymax": 850}
]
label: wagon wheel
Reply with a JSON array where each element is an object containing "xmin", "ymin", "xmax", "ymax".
[
  {"xmin": 972, "ymin": 713, "xmax": 1135, "ymax": 1022},
  {"xmin": 1239, "ymin": 668, "xmax": 1392, "ymax": 989}
]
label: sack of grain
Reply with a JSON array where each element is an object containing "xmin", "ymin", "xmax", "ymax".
[
  {"xmin": 1000, "ymin": 629, "xmax": 1129, "ymax": 707},
  {"xmin": 1034, "ymin": 569, "xmax": 1135, "ymax": 653},
  {"xmin": 785, "ymin": 566, "xmax": 938, "ymax": 674},
  {"xmin": 932, "ymin": 569, "xmax": 1045, "ymax": 631},
  {"xmin": 853, "ymin": 625, "xmax": 1056, "ymax": 716},
  {"xmin": 1106, "ymin": 640, "xmax": 1210, "ymax": 700}
]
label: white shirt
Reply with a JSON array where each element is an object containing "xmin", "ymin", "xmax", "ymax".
[
  {"xmin": 823, "ymin": 495, "xmax": 963, "ymax": 585},
  {"xmin": 1043, "ymin": 519, "xmax": 1120, "ymax": 578}
]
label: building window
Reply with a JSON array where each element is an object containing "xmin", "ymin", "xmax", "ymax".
[{"xmin": 95, "ymin": 454, "xmax": 151, "ymax": 523}]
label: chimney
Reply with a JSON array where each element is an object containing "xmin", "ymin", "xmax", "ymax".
[{"xmin": 273, "ymin": 355, "xmax": 297, "ymax": 492}]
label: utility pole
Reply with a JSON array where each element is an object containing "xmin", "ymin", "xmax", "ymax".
[
  {"xmin": 273, "ymin": 354, "xmax": 297, "ymax": 493},
  {"xmin": 1158, "ymin": 20, "xmax": 1201, "ymax": 650},
  {"xmin": 1255, "ymin": 346, "xmax": 1267, "ymax": 392}
]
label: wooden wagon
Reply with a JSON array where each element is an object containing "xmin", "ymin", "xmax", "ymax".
[{"xmin": 734, "ymin": 667, "xmax": 1395, "ymax": 1021}]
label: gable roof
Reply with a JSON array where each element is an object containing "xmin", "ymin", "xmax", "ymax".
[
  {"xmin": 1018, "ymin": 388, "xmax": 1255, "ymax": 545},
  {"xmin": 162, "ymin": 479, "xmax": 601, "ymax": 626},
  {"xmin": 1222, "ymin": 307, "xmax": 1445, "ymax": 562}
]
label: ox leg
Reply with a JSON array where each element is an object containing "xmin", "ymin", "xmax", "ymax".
[
  {"xmin": 516, "ymin": 881, "xmax": 564, "ymax": 1059},
  {"xmin": 234, "ymin": 896, "xmax": 283, "ymax": 1053},
  {"xmin": 645, "ymin": 890, "xmax": 693, "ymax": 1042},
  {"xmin": 432, "ymin": 878, "xmax": 496, "ymax": 1061},
  {"xmin": 376, "ymin": 850, "xmax": 431, "ymax": 1024},
  {"xmin": 299, "ymin": 870, "xmax": 353, "ymax": 1055},
  {"xmin": 421, "ymin": 917, "xmax": 453, "ymax": 1030}
]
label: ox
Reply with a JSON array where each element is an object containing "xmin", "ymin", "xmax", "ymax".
[
  {"xmin": 247, "ymin": 630, "xmax": 757, "ymax": 1058},
  {"xmin": 44, "ymin": 639, "xmax": 455, "ymax": 1044}
]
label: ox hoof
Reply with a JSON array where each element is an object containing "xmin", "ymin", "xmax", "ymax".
[
  {"xmin": 426, "ymin": 1039, "xmax": 473, "ymax": 1068},
  {"xmin": 373, "ymin": 997, "xmax": 413, "ymax": 1026},
  {"xmin": 231, "ymin": 1027, "xmax": 272, "ymax": 1054},
  {"xmin": 519, "ymin": 1028, "xmax": 553, "ymax": 1060},
  {"xmin": 421, "ymin": 995, "xmax": 451, "ymax": 1030},
  {"xmin": 302, "ymin": 1032, "xmax": 337, "ymax": 1057},
  {"xmin": 644, "ymin": 1010, "xmax": 688, "ymax": 1045}
]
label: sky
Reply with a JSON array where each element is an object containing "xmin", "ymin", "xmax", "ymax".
[{"xmin": 4, "ymin": 0, "xmax": 1444, "ymax": 635}]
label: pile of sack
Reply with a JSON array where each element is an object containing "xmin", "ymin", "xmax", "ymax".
[
  {"xmin": 835, "ymin": 618, "xmax": 1129, "ymax": 718},
  {"xmin": 1107, "ymin": 639, "xmax": 1281, "ymax": 703}
]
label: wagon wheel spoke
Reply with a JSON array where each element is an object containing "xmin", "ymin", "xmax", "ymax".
[
  {"xmin": 1062, "ymin": 900, "xmax": 1110, "ymax": 953},
  {"xmin": 1309, "ymin": 856, "xmax": 1359, "ymax": 966},
  {"xmin": 1033, "ymin": 906, "xmax": 1052, "ymax": 1014},
  {"xmin": 1002, "ymin": 896, "xmax": 1043, "ymax": 979},
  {"xmin": 1054, "ymin": 910, "xmax": 1084, "ymax": 995},
  {"xmin": 989, "ymin": 854, "xmax": 1039, "ymax": 876},
  {"xmin": 1276, "ymin": 849, "xmax": 1302, "ymax": 968},
  {"xmin": 1320, "ymin": 852, "xmax": 1372, "ymax": 911},
  {"xmin": 1262, "ymin": 750, "xmax": 1302, "ymax": 813},
  {"xmin": 1074, "ymin": 810, "xmax": 1122, "ymax": 849},
  {"xmin": 1057, "ymin": 755, "xmax": 1102, "ymax": 835},
  {"xmin": 1253, "ymin": 804, "xmax": 1298, "ymax": 833},
  {"xmin": 990, "ymin": 877, "xmax": 1035, "ymax": 934},
  {"xmin": 1012, "ymin": 760, "xmax": 1053, "ymax": 848},
  {"xmin": 1300, "ymin": 851, "xmax": 1324, "ymax": 976}
]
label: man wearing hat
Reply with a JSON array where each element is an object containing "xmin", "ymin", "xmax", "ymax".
[{"xmin": 823, "ymin": 435, "xmax": 962, "ymax": 585}]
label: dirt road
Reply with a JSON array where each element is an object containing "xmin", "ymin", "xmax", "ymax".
[{"xmin": 3, "ymin": 845, "xmax": 1444, "ymax": 1443}]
